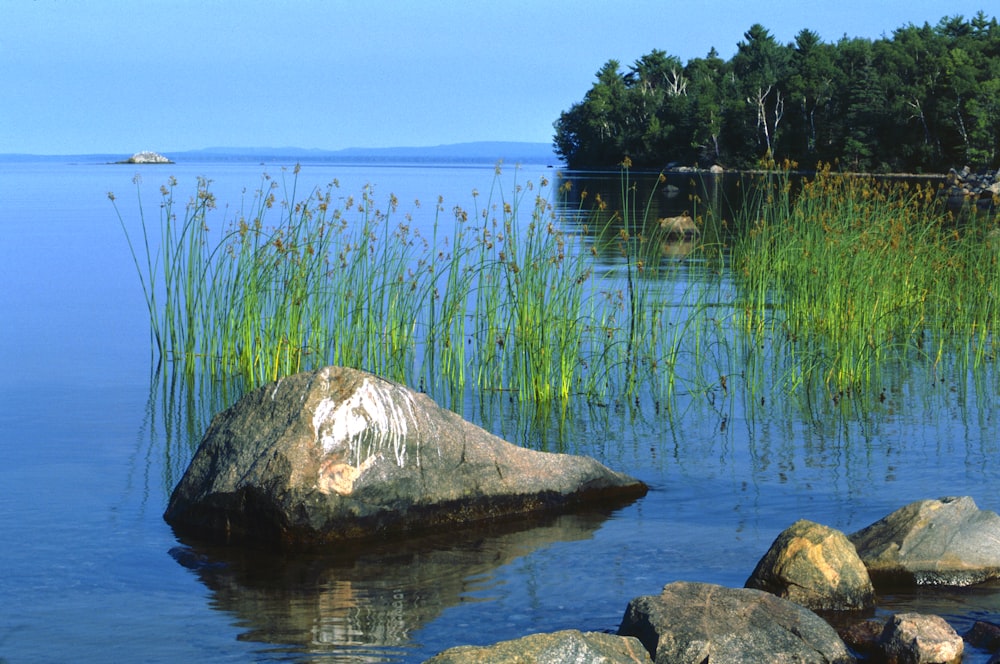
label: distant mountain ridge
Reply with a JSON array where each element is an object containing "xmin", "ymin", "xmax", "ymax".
[
  {"xmin": 177, "ymin": 141, "xmax": 560, "ymax": 163},
  {"xmin": 0, "ymin": 141, "xmax": 561, "ymax": 165}
]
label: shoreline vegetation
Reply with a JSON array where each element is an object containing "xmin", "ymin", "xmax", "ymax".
[
  {"xmin": 553, "ymin": 12, "xmax": 1000, "ymax": 174},
  {"xmin": 110, "ymin": 160, "xmax": 999, "ymax": 429}
]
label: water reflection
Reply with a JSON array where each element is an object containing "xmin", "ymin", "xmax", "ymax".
[{"xmin": 168, "ymin": 509, "xmax": 620, "ymax": 661}]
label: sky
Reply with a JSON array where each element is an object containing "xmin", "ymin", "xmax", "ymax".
[{"xmin": 1, "ymin": 0, "xmax": 996, "ymax": 155}]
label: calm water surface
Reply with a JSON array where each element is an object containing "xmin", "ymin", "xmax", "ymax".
[{"xmin": 1, "ymin": 157, "xmax": 998, "ymax": 662}]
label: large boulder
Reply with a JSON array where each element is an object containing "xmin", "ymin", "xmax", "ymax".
[
  {"xmin": 849, "ymin": 496, "xmax": 1000, "ymax": 587},
  {"xmin": 424, "ymin": 630, "xmax": 653, "ymax": 664},
  {"xmin": 746, "ymin": 519, "xmax": 875, "ymax": 611},
  {"xmin": 163, "ymin": 366, "xmax": 647, "ymax": 547},
  {"xmin": 617, "ymin": 581, "xmax": 854, "ymax": 663}
]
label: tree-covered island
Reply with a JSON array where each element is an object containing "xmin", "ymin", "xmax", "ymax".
[{"xmin": 553, "ymin": 12, "xmax": 1000, "ymax": 173}]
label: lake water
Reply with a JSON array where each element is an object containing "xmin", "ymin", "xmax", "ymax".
[{"xmin": 1, "ymin": 156, "xmax": 998, "ymax": 662}]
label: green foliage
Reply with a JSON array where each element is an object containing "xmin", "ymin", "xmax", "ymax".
[{"xmin": 553, "ymin": 12, "xmax": 1000, "ymax": 172}]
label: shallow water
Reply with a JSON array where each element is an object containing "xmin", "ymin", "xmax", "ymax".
[{"xmin": 1, "ymin": 157, "xmax": 998, "ymax": 662}]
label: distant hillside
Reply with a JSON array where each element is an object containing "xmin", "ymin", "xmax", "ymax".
[
  {"xmin": 0, "ymin": 142, "xmax": 563, "ymax": 165},
  {"xmin": 182, "ymin": 142, "xmax": 560, "ymax": 164}
]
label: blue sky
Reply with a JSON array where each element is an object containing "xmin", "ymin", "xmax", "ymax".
[{"xmin": 2, "ymin": 0, "xmax": 994, "ymax": 155}]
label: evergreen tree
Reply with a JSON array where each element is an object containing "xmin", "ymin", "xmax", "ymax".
[{"xmin": 552, "ymin": 13, "xmax": 1000, "ymax": 171}]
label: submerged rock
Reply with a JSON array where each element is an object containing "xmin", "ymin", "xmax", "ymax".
[
  {"xmin": 424, "ymin": 629, "xmax": 653, "ymax": 664},
  {"xmin": 746, "ymin": 519, "xmax": 875, "ymax": 611},
  {"xmin": 617, "ymin": 581, "xmax": 854, "ymax": 663},
  {"xmin": 658, "ymin": 212, "xmax": 699, "ymax": 240},
  {"xmin": 849, "ymin": 496, "xmax": 1000, "ymax": 587},
  {"xmin": 163, "ymin": 366, "xmax": 647, "ymax": 548}
]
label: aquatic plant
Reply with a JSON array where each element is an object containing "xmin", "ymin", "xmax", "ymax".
[
  {"xmin": 112, "ymin": 164, "xmax": 720, "ymax": 418},
  {"xmin": 115, "ymin": 157, "xmax": 998, "ymax": 429},
  {"xmin": 732, "ymin": 161, "xmax": 1000, "ymax": 399}
]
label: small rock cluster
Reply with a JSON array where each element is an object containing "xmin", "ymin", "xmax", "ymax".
[
  {"xmin": 942, "ymin": 165, "xmax": 1000, "ymax": 214},
  {"xmin": 117, "ymin": 151, "xmax": 173, "ymax": 164},
  {"xmin": 429, "ymin": 496, "xmax": 1000, "ymax": 663}
]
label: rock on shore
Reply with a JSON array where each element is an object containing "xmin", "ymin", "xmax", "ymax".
[
  {"xmin": 849, "ymin": 496, "xmax": 1000, "ymax": 587},
  {"xmin": 618, "ymin": 581, "xmax": 854, "ymax": 663},
  {"xmin": 425, "ymin": 630, "xmax": 653, "ymax": 664},
  {"xmin": 745, "ymin": 519, "xmax": 875, "ymax": 611}
]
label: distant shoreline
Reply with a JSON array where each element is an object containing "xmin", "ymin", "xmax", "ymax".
[{"xmin": 0, "ymin": 141, "xmax": 562, "ymax": 166}]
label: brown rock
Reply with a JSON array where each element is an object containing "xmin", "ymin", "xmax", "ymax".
[
  {"xmin": 424, "ymin": 629, "xmax": 653, "ymax": 663},
  {"xmin": 746, "ymin": 519, "xmax": 875, "ymax": 611},
  {"xmin": 966, "ymin": 619, "xmax": 1000, "ymax": 652},
  {"xmin": 879, "ymin": 613, "xmax": 963, "ymax": 664},
  {"xmin": 658, "ymin": 212, "xmax": 699, "ymax": 239},
  {"xmin": 617, "ymin": 581, "xmax": 854, "ymax": 663},
  {"xmin": 838, "ymin": 619, "xmax": 885, "ymax": 658}
]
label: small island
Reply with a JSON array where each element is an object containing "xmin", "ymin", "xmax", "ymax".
[{"xmin": 116, "ymin": 151, "xmax": 174, "ymax": 164}]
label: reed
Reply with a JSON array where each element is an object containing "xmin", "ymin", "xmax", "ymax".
[
  {"xmin": 732, "ymin": 161, "xmax": 1000, "ymax": 401},
  {"xmin": 115, "ymin": 160, "xmax": 1000, "ymax": 446}
]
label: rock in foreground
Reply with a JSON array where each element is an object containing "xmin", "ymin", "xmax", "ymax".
[
  {"xmin": 618, "ymin": 581, "xmax": 854, "ymax": 663},
  {"xmin": 879, "ymin": 613, "xmax": 963, "ymax": 664},
  {"xmin": 164, "ymin": 366, "xmax": 647, "ymax": 547},
  {"xmin": 849, "ymin": 496, "xmax": 1000, "ymax": 587},
  {"xmin": 746, "ymin": 519, "xmax": 875, "ymax": 611},
  {"xmin": 424, "ymin": 630, "xmax": 653, "ymax": 664}
]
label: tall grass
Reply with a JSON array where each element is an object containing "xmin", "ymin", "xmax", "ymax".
[
  {"xmin": 112, "ymin": 164, "xmax": 720, "ymax": 417},
  {"xmin": 114, "ymin": 160, "xmax": 996, "ymax": 425},
  {"xmin": 732, "ymin": 161, "xmax": 1000, "ymax": 400}
]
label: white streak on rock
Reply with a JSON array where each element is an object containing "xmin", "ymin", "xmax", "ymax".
[{"xmin": 312, "ymin": 378, "xmax": 416, "ymax": 468}]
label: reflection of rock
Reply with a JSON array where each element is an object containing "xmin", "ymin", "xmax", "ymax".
[
  {"xmin": 659, "ymin": 238, "xmax": 697, "ymax": 259},
  {"xmin": 169, "ymin": 509, "xmax": 619, "ymax": 658},
  {"xmin": 164, "ymin": 366, "xmax": 646, "ymax": 548}
]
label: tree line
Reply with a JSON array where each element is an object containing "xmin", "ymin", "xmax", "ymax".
[{"xmin": 553, "ymin": 12, "xmax": 1000, "ymax": 172}]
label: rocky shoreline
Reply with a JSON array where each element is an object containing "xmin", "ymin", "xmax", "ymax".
[
  {"xmin": 430, "ymin": 496, "xmax": 1000, "ymax": 663},
  {"xmin": 161, "ymin": 366, "xmax": 1000, "ymax": 663}
]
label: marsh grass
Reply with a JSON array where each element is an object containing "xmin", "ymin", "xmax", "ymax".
[
  {"xmin": 113, "ymin": 159, "xmax": 996, "ymax": 427},
  {"xmin": 732, "ymin": 161, "xmax": 1000, "ymax": 401},
  {"xmin": 112, "ymin": 164, "xmax": 721, "ymax": 418}
]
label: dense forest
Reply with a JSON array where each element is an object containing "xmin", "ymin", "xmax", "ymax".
[{"xmin": 553, "ymin": 12, "xmax": 1000, "ymax": 172}]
